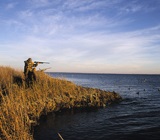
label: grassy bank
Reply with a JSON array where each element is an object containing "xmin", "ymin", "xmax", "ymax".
[{"xmin": 0, "ymin": 66, "xmax": 122, "ymax": 140}]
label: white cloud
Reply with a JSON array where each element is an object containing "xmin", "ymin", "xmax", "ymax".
[
  {"xmin": 27, "ymin": 0, "xmax": 50, "ymax": 8},
  {"xmin": 2, "ymin": 22, "xmax": 159, "ymax": 73},
  {"xmin": 5, "ymin": 2, "xmax": 17, "ymax": 10}
]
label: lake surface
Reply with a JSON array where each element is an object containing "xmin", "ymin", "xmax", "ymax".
[{"xmin": 34, "ymin": 73, "xmax": 160, "ymax": 140}]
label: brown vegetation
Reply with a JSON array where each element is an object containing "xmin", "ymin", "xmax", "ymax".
[{"xmin": 0, "ymin": 66, "xmax": 122, "ymax": 140}]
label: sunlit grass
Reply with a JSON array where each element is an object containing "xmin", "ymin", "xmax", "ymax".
[{"xmin": 0, "ymin": 66, "xmax": 122, "ymax": 140}]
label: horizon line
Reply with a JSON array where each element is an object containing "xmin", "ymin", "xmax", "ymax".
[{"xmin": 46, "ymin": 71, "xmax": 160, "ymax": 75}]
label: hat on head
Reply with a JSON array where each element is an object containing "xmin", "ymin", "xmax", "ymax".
[{"xmin": 28, "ymin": 58, "xmax": 32, "ymax": 62}]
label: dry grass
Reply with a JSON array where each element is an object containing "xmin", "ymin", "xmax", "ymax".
[{"xmin": 0, "ymin": 66, "xmax": 122, "ymax": 140}]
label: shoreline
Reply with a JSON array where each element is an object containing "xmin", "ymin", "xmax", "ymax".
[{"xmin": 0, "ymin": 66, "xmax": 122, "ymax": 140}]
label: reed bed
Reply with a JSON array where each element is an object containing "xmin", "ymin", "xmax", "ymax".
[{"xmin": 0, "ymin": 66, "xmax": 122, "ymax": 140}]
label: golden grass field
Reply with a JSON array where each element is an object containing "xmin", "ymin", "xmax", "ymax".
[{"xmin": 0, "ymin": 66, "xmax": 122, "ymax": 140}]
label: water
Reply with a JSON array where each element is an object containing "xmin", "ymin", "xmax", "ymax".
[{"xmin": 34, "ymin": 73, "xmax": 160, "ymax": 140}]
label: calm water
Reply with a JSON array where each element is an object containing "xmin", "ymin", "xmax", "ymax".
[{"xmin": 34, "ymin": 73, "xmax": 160, "ymax": 140}]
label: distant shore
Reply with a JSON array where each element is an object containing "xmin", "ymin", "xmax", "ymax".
[
  {"xmin": 0, "ymin": 66, "xmax": 122, "ymax": 140},
  {"xmin": 47, "ymin": 71, "xmax": 160, "ymax": 75}
]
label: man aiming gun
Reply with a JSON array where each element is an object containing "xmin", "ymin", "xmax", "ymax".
[{"xmin": 24, "ymin": 58, "xmax": 49, "ymax": 86}]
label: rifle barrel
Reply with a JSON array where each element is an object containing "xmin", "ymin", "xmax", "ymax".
[{"xmin": 34, "ymin": 61, "xmax": 50, "ymax": 64}]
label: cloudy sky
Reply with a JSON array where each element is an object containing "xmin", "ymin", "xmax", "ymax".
[{"xmin": 0, "ymin": 0, "xmax": 160, "ymax": 74}]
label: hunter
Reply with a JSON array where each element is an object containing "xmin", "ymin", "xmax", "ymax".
[{"xmin": 24, "ymin": 58, "xmax": 39, "ymax": 85}]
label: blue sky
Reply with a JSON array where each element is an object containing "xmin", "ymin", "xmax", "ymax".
[{"xmin": 0, "ymin": 0, "xmax": 160, "ymax": 74}]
